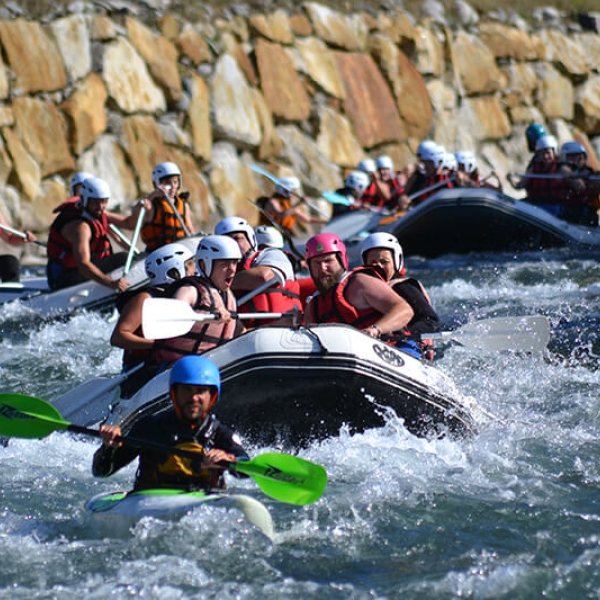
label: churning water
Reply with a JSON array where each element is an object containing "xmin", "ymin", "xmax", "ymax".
[{"xmin": 1, "ymin": 250, "xmax": 599, "ymax": 599}]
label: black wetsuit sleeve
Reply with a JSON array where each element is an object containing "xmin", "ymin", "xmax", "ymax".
[
  {"xmin": 91, "ymin": 419, "xmax": 150, "ymax": 478},
  {"xmin": 214, "ymin": 423, "xmax": 250, "ymax": 479}
]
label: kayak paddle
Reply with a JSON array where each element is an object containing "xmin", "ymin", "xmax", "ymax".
[
  {"xmin": 0, "ymin": 394, "xmax": 327, "ymax": 506},
  {"xmin": 141, "ymin": 297, "xmax": 293, "ymax": 339}
]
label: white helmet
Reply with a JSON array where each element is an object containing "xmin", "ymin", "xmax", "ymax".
[
  {"xmin": 81, "ymin": 177, "xmax": 111, "ymax": 208},
  {"xmin": 360, "ymin": 231, "xmax": 404, "ymax": 273},
  {"xmin": 535, "ymin": 135, "xmax": 557, "ymax": 152},
  {"xmin": 145, "ymin": 243, "xmax": 193, "ymax": 285},
  {"xmin": 443, "ymin": 152, "xmax": 457, "ymax": 171},
  {"xmin": 215, "ymin": 216, "xmax": 257, "ymax": 250},
  {"xmin": 561, "ymin": 141, "xmax": 586, "ymax": 162},
  {"xmin": 419, "ymin": 144, "xmax": 440, "ymax": 164},
  {"xmin": 69, "ymin": 171, "xmax": 93, "ymax": 197},
  {"xmin": 152, "ymin": 161, "xmax": 182, "ymax": 189},
  {"xmin": 195, "ymin": 235, "xmax": 242, "ymax": 278},
  {"xmin": 454, "ymin": 150, "xmax": 477, "ymax": 174},
  {"xmin": 416, "ymin": 139, "xmax": 437, "ymax": 159},
  {"xmin": 252, "ymin": 247, "xmax": 294, "ymax": 282},
  {"xmin": 357, "ymin": 158, "xmax": 376, "ymax": 173},
  {"xmin": 345, "ymin": 170, "xmax": 371, "ymax": 195},
  {"xmin": 255, "ymin": 225, "xmax": 285, "ymax": 249},
  {"xmin": 275, "ymin": 176, "xmax": 301, "ymax": 198},
  {"xmin": 375, "ymin": 155, "xmax": 394, "ymax": 171}
]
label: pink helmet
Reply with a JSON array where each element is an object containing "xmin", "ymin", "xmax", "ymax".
[{"xmin": 305, "ymin": 233, "xmax": 348, "ymax": 269}]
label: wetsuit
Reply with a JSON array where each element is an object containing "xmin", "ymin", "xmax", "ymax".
[{"xmin": 92, "ymin": 411, "xmax": 248, "ymax": 492}]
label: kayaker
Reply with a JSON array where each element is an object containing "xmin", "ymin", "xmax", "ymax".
[
  {"xmin": 152, "ymin": 234, "xmax": 245, "ymax": 364},
  {"xmin": 304, "ymin": 232, "xmax": 420, "ymax": 356},
  {"xmin": 46, "ymin": 177, "xmax": 133, "ymax": 291},
  {"xmin": 215, "ymin": 216, "xmax": 302, "ymax": 328},
  {"xmin": 0, "ymin": 210, "xmax": 38, "ymax": 282},
  {"xmin": 359, "ymin": 232, "xmax": 440, "ymax": 360},
  {"xmin": 110, "ymin": 242, "xmax": 195, "ymax": 397},
  {"xmin": 137, "ymin": 161, "xmax": 196, "ymax": 252},
  {"xmin": 93, "ymin": 355, "xmax": 249, "ymax": 492}
]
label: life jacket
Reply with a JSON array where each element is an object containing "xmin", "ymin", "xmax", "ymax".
[
  {"xmin": 141, "ymin": 193, "xmax": 190, "ymax": 252},
  {"xmin": 565, "ymin": 166, "xmax": 600, "ymax": 209},
  {"xmin": 525, "ymin": 161, "xmax": 566, "ymax": 205},
  {"xmin": 258, "ymin": 195, "xmax": 296, "ymax": 233},
  {"xmin": 153, "ymin": 276, "xmax": 238, "ymax": 363},
  {"xmin": 47, "ymin": 197, "xmax": 112, "ymax": 269},
  {"xmin": 234, "ymin": 251, "xmax": 302, "ymax": 327},
  {"xmin": 309, "ymin": 266, "xmax": 384, "ymax": 328},
  {"xmin": 389, "ymin": 278, "xmax": 439, "ymax": 335},
  {"xmin": 360, "ymin": 181, "xmax": 386, "ymax": 210},
  {"xmin": 410, "ymin": 172, "xmax": 453, "ymax": 205}
]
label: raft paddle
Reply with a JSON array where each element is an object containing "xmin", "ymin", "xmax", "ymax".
[
  {"xmin": 0, "ymin": 394, "xmax": 327, "ymax": 506},
  {"xmin": 426, "ymin": 315, "xmax": 550, "ymax": 352},
  {"xmin": 123, "ymin": 206, "xmax": 146, "ymax": 275},
  {"xmin": 141, "ymin": 297, "xmax": 293, "ymax": 339},
  {"xmin": 0, "ymin": 223, "xmax": 47, "ymax": 247},
  {"xmin": 249, "ymin": 164, "xmax": 331, "ymax": 217}
]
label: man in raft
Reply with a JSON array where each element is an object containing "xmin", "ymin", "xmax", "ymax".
[{"xmin": 93, "ymin": 355, "xmax": 249, "ymax": 492}]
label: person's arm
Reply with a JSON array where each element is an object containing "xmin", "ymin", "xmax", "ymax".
[
  {"xmin": 110, "ymin": 292, "xmax": 153, "ymax": 350},
  {"xmin": 231, "ymin": 264, "xmax": 276, "ymax": 292},
  {"xmin": 347, "ymin": 273, "xmax": 414, "ymax": 336},
  {"xmin": 62, "ymin": 220, "xmax": 129, "ymax": 291},
  {"xmin": 92, "ymin": 424, "xmax": 139, "ymax": 477}
]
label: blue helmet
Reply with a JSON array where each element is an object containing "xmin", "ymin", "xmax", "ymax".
[
  {"xmin": 525, "ymin": 123, "xmax": 547, "ymax": 152},
  {"xmin": 169, "ymin": 356, "xmax": 221, "ymax": 398}
]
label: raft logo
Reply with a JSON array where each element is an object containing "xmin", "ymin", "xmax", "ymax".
[{"xmin": 373, "ymin": 343, "xmax": 405, "ymax": 367}]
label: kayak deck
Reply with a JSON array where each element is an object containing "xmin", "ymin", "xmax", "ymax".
[{"xmin": 84, "ymin": 488, "xmax": 274, "ymax": 539}]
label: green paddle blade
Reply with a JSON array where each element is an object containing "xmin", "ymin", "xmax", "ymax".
[
  {"xmin": 234, "ymin": 452, "xmax": 327, "ymax": 506},
  {"xmin": 0, "ymin": 394, "xmax": 70, "ymax": 439}
]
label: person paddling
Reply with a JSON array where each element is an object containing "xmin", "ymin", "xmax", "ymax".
[
  {"xmin": 359, "ymin": 232, "xmax": 440, "ymax": 360},
  {"xmin": 93, "ymin": 355, "xmax": 249, "ymax": 492},
  {"xmin": 110, "ymin": 242, "xmax": 195, "ymax": 397},
  {"xmin": 304, "ymin": 233, "xmax": 420, "ymax": 356},
  {"xmin": 152, "ymin": 234, "xmax": 244, "ymax": 365},
  {"xmin": 46, "ymin": 177, "xmax": 133, "ymax": 291}
]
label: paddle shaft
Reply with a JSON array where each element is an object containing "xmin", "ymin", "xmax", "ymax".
[
  {"xmin": 161, "ymin": 187, "xmax": 192, "ymax": 236},
  {"xmin": 123, "ymin": 206, "xmax": 146, "ymax": 275},
  {"xmin": 0, "ymin": 223, "xmax": 46, "ymax": 247},
  {"xmin": 109, "ymin": 224, "xmax": 140, "ymax": 254},
  {"xmin": 250, "ymin": 165, "xmax": 329, "ymax": 218}
]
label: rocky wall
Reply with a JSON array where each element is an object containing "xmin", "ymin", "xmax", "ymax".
[{"xmin": 1, "ymin": 2, "xmax": 600, "ymax": 260}]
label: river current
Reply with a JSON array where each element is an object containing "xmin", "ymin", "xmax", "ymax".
[{"xmin": 0, "ymin": 249, "xmax": 599, "ymax": 599}]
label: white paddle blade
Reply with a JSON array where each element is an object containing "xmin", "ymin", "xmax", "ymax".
[
  {"xmin": 430, "ymin": 315, "xmax": 550, "ymax": 352},
  {"xmin": 142, "ymin": 297, "xmax": 216, "ymax": 340}
]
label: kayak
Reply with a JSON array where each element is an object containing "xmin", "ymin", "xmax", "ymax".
[{"xmin": 84, "ymin": 488, "xmax": 274, "ymax": 539}]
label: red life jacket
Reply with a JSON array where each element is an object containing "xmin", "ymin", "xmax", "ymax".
[
  {"xmin": 309, "ymin": 266, "xmax": 384, "ymax": 327},
  {"xmin": 525, "ymin": 161, "xmax": 566, "ymax": 205},
  {"xmin": 141, "ymin": 193, "xmax": 190, "ymax": 252},
  {"xmin": 235, "ymin": 252, "xmax": 302, "ymax": 327},
  {"xmin": 153, "ymin": 276, "xmax": 238, "ymax": 363},
  {"xmin": 47, "ymin": 197, "xmax": 112, "ymax": 269}
]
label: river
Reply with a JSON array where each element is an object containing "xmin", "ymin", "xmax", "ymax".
[{"xmin": 0, "ymin": 249, "xmax": 599, "ymax": 599}]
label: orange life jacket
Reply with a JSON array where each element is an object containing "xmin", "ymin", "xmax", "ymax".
[
  {"xmin": 259, "ymin": 196, "xmax": 296, "ymax": 233},
  {"xmin": 153, "ymin": 276, "xmax": 238, "ymax": 363},
  {"xmin": 308, "ymin": 266, "xmax": 384, "ymax": 327},
  {"xmin": 47, "ymin": 198, "xmax": 112, "ymax": 269},
  {"xmin": 141, "ymin": 193, "xmax": 190, "ymax": 251}
]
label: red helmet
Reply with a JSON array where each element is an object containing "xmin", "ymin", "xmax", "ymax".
[{"xmin": 305, "ymin": 233, "xmax": 348, "ymax": 269}]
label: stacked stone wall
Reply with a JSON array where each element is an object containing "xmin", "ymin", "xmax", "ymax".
[{"xmin": 1, "ymin": 2, "xmax": 600, "ymax": 260}]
